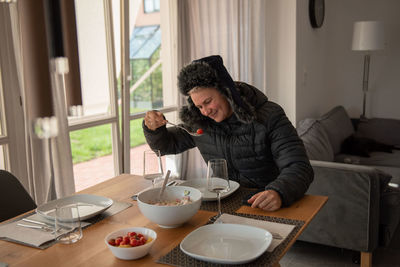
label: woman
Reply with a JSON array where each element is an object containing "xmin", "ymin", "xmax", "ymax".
[{"xmin": 143, "ymin": 55, "xmax": 313, "ymax": 211}]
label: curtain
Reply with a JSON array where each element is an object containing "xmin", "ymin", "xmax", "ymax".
[
  {"xmin": 16, "ymin": 0, "xmax": 77, "ymax": 205},
  {"xmin": 0, "ymin": 2, "xmax": 30, "ymax": 190},
  {"xmin": 175, "ymin": 0, "xmax": 268, "ymax": 179},
  {"xmin": 59, "ymin": 0, "xmax": 83, "ymax": 111}
]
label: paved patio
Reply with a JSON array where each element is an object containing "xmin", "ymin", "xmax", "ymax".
[{"xmin": 73, "ymin": 143, "xmax": 152, "ymax": 192}]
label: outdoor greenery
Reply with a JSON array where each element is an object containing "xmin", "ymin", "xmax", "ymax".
[
  {"xmin": 70, "ymin": 118, "xmax": 146, "ymax": 164},
  {"xmin": 70, "ymin": 47, "xmax": 162, "ymax": 164},
  {"xmin": 131, "ymin": 48, "xmax": 163, "ymax": 109}
]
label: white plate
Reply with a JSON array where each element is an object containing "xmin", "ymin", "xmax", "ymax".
[
  {"xmin": 36, "ymin": 194, "xmax": 113, "ymax": 221},
  {"xmin": 178, "ymin": 179, "xmax": 240, "ymax": 201},
  {"xmin": 180, "ymin": 223, "xmax": 272, "ymax": 264}
]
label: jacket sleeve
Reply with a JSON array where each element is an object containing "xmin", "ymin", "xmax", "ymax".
[
  {"xmin": 263, "ymin": 104, "xmax": 314, "ymax": 206},
  {"xmin": 142, "ymin": 120, "xmax": 196, "ymax": 156}
]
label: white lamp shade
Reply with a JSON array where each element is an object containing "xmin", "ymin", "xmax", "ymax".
[{"xmin": 352, "ymin": 21, "xmax": 385, "ymax": 51}]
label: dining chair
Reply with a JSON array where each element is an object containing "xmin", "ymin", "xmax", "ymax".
[{"xmin": 0, "ymin": 170, "xmax": 37, "ymax": 222}]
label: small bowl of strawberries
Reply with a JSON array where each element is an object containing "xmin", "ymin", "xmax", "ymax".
[{"xmin": 105, "ymin": 227, "xmax": 157, "ymax": 260}]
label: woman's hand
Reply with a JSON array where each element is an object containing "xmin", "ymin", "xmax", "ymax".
[
  {"xmin": 247, "ymin": 190, "xmax": 282, "ymax": 211},
  {"xmin": 144, "ymin": 111, "xmax": 166, "ymax": 131}
]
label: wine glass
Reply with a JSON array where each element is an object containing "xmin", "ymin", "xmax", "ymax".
[
  {"xmin": 207, "ymin": 158, "xmax": 230, "ymax": 217},
  {"xmin": 143, "ymin": 149, "xmax": 164, "ymax": 187}
]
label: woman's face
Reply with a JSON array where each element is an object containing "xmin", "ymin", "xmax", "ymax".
[{"xmin": 189, "ymin": 87, "xmax": 233, "ymax": 122}]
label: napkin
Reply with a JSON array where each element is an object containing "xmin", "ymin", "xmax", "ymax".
[
  {"xmin": 214, "ymin": 213, "xmax": 295, "ymax": 252},
  {"xmin": 0, "ymin": 213, "xmax": 90, "ymax": 248}
]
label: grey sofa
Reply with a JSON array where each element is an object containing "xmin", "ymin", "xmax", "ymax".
[{"xmin": 296, "ymin": 106, "xmax": 400, "ymax": 266}]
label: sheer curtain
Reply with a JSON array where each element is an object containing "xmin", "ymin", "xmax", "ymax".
[
  {"xmin": 16, "ymin": 0, "xmax": 77, "ymax": 205},
  {"xmin": 175, "ymin": 0, "xmax": 268, "ymax": 179}
]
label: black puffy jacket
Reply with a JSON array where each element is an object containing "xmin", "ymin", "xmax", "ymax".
[{"xmin": 143, "ymin": 82, "xmax": 313, "ymax": 206}]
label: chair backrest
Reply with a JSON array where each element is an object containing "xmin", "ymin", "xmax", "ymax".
[{"xmin": 0, "ymin": 170, "xmax": 37, "ymax": 222}]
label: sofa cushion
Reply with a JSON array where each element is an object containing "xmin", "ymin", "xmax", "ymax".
[
  {"xmin": 356, "ymin": 118, "xmax": 400, "ymax": 146},
  {"xmin": 340, "ymin": 135, "xmax": 397, "ymax": 157},
  {"xmin": 297, "ymin": 118, "xmax": 334, "ymax": 161},
  {"xmin": 319, "ymin": 106, "xmax": 355, "ymax": 155}
]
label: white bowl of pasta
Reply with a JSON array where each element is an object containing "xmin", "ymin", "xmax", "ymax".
[{"xmin": 137, "ymin": 186, "xmax": 202, "ymax": 228}]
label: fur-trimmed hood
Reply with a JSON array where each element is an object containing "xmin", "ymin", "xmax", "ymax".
[{"xmin": 178, "ymin": 55, "xmax": 257, "ymax": 129}]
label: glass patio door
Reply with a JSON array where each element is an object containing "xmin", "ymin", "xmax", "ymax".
[
  {"xmin": 71, "ymin": 0, "xmax": 180, "ymax": 190},
  {"xmin": 69, "ymin": 0, "xmax": 122, "ymax": 191},
  {"xmin": 119, "ymin": 0, "xmax": 179, "ymax": 182}
]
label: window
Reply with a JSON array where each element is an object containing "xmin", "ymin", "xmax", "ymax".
[
  {"xmin": 143, "ymin": 0, "xmax": 160, "ymax": 13},
  {"xmin": 71, "ymin": 124, "xmax": 116, "ymax": 192},
  {"xmin": 0, "ymin": 0, "xmax": 179, "ymax": 193},
  {"xmin": 130, "ymin": 25, "xmax": 162, "ymax": 111},
  {"xmin": 69, "ymin": 0, "xmax": 121, "ymax": 191},
  {"xmin": 73, "ymin": 0, "xmax": 115, "ymax": 118},
  {"xmin": 69, "ymin": 0, "xmax": 179, "ymax": 190},
  {"xmin": 121, "ymin": 0, "xmax": 179, "ymax": 176}
]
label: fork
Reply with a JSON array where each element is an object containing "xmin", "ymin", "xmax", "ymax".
[
  {"xmin": 18, "ymin": 221, "xmax": 74, "ymax": 236},
  {"xmin": 22, "ymin": 218, "xmax": 54, "ymax": 228},
  {"xmin": 21, "ymin": 218, "xmax": 71, "ymax": 232},
  {"xmin": 166, "ymin": 121, "xmax": 202, "ymax": 136},
  {"xmin": 17, "ymin": 223, "xmax": 55, "ymax": 233}
]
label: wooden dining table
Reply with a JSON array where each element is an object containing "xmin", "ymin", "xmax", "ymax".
[{"xmin": 0, "ymin": 174, "xmax": 327, "ymax": 267}]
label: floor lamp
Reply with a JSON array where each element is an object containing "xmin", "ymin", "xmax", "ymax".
[{"xmin": 352, "ymin": 21, "xmax": 385, "ymax": 119}]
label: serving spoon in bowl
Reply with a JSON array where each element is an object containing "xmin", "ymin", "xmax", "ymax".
[
  {"xmin": 166, "ymin": 121, "xmax": 203, "ymax": 137},
  {"xmin": 158, "ymin": 170, "xmax": 171, "ymax": 202}
]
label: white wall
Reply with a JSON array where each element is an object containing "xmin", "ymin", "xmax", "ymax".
[
  {"xmin": 266, "ymin": 0, "xmax": 297, "ymax": 123},
  {"xmin": 296, "ymin": 0, "xmax": 400, "ymax": 122},
  {"xmin": 296, "ymin": 0, "xmax": 329, "ymax": 121}
]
